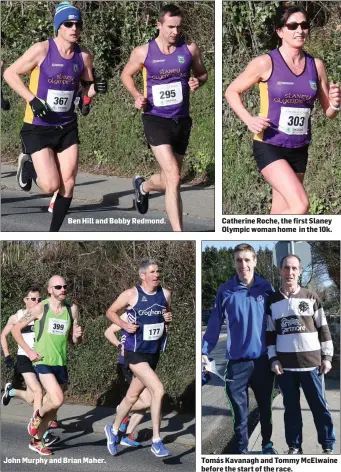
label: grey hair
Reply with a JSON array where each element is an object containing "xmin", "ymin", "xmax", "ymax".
[{"xmin": 139, "ymin": 259, "xmax": 158, "ymax": 276}]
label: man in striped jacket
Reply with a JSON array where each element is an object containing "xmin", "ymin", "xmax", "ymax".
[{"xmin": 266, "ymin": 254, "xmax": 335, "ymax": 455}]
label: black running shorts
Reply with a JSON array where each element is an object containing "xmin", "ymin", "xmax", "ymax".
[
  {"xmin": 124, "ymin": 350, "xmax": 160, "ymax": 371},
  {"xmin": 142, "ymin": 114, "xmax": 192, "ymax": 155},
  {"xmin": 16, "ymin": 355, "xmax": 36, "ymax": 374},
  {"xmin": 253, "ymin": 140, "xmax": 309, "ymax": 173},
  {"xmin": 20, "ymin": 119, "xmax": 79, "ymax": 155}
]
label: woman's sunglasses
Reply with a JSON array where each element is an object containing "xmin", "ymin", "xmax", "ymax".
[
  {"xmin": 285, "ymin": 21, "xmax": 310, "ymax": 31},
  {"xmin": 25, "ymin": 297, "xmax": 41, "ymax": 302}
]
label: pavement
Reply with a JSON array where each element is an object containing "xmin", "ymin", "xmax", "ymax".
[
  {"xmin": 249, "ymin": 377, "xmax": 340, "ymax": 454},
  {"xmin": 202, "ymin": 332, "xmax": 340, "ymax": 455},
  {"xmin": 0, "ymin": 398, "xmax": 195, "ymax": 448},
  {"xmin": 1, "ymin": 163, "xmax": 214, "ymax": 222}
]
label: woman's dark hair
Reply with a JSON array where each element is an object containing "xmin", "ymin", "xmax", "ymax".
[{"xmin": 275, "ymin": 4, "xmax": 309, "ymax": 29}]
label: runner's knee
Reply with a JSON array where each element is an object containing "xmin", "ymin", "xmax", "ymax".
[
  {"xmin": 290, "ymin": 195, "xmax": 309, "ymax": 214},
  {"xmin": 39, "ymin": 178, "xmax": 60, "ymax": 194},
  {"xmin": 150, "ymin": 382, "xmax": 164, "ymax": 400},
  {"xmin": 49, "ymin": 391, "xmax": 64, "ymax": 409},
  {"xmin": 126, "ymin": 390, "xmax": 141, "ymax": 406},
  {"xmin": 164, "ymin": 169, "xmax": 181, "ymax": 187}
]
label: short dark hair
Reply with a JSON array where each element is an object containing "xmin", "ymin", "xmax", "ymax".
[
  {"xmin": 275, "ymin": 4, "xmax": 308, "ymax": 29},
  {"xmin": 233, "ymin": 244, "xmax": 256, "ymax": 259},
  {"xmin": 25, "ymin": 286, "xmax": 41, "ymax": 297},
  {"xmin": 279, "ymin": 254, "xmax": 302, "ymax": 269},
  {"xmin": 158, "ymin": 4, "xmax": 183, "ymax": 23}
]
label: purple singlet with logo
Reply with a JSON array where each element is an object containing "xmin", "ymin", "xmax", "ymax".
[
  {"xmin": 143, "ymin": 38, "xmax": 192, "ymax": 119},
  {"xmin": 124, "ymin": 285, "xmax": 167, "ymax": 354},
  {"xmin": 254, "ymin": 49, "xmax": 318, "ymax": 148},
  {"xmin": 24, "ymin": 38, "xmax": 84, "ymax": 126}
]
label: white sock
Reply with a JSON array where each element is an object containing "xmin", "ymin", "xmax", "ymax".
[
  {"xmin": 152, "ymin": 437, "xmax": 161, "ymax": 443},
  {"xmin": 112, "ymin": 426, "xmax": 118, "ymax": 435},
  {"xmin": 140, "ymin": 182, "xmax": 147, "ymax": 195}
]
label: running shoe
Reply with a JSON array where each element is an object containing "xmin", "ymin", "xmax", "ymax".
[
  {"xmin": 132, "ymin": 176, "xmax": 149, "ymax": 214},
  {"xmin": 119, "ymin": 415, "xmax": 130, "ymax": 433},
  {"xmin": 323, "ymin": 449, "xmax": 334, "ymax": 454},
  {"xmin": 287, "ymin": 447, "xmax": 303, "ymax": 454},
  {"xmin": 16, "ymin": 153, "xmax": 33, "ymax": 191},
  {"xmin": 104, "ymin": 425, "xmax": 119, "ymax": 456},
  {"xmin": 120, "ymin": 433, "xmax": 141, "ymax": 447},
  {"xmin": 151, "ymin": 439, "xmax": 171, "ymax": 457},
  {"xmin": 262, "ymin": 442, "xmax": 277, "ymax": 454},
  {"xmin": 28, "ymin": 439, "xmax": 52, "ymax": 456},
  {"xmin": 28, "ymin": 409, "xmax": 42, "ymax": 436},
  {"xmin": 49, "ymin": 417, "xmax": 58, "ymax": 428},
  {"xmin": 48, "ymin": 195, "xmax": 57, "ymax": 214},
  {"xmin": 43, "ymin": 432, "xmax": 60, "ymax": 447},
  {"xmin": 1, "ymin": 382, "xmax": 12, "ymax": 406}
]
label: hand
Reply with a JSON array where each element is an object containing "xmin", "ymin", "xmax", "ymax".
[
  {"xmin": 246, "ymin": 115, "xmax": 271, "ymax": 134},
  {"xmin": 29, "ymin": 97, "xmax": 52, "ymax": 118},
  {"xmin": 329, "ymin": 82, "xmax": 341, "ymax": 109},
  {"xmin": 72, "ymin": 324, "xmax": 83, "ymax": 338},
  {"xmin": 134, "ymin": 94, "xmax": 147, "ymax": 110},
  {"xmin": 124, "ymin": 321, "xmax": 139, "ymax": 333},
  {"xmin": 271, "ymin": 360, "xmax": 284, "ymax": 375},
  {"xmin": 28, "ymin": 350, "xmax": 41, "ymax": 362},
  {"xmin": 5, "ymin": 355, "xmax": 13, "ymax": 369},
  {"xmin": 202, "ymin": 354, "xmax": 209, "ymax": 372},
  {"xmin": 319, "ymin": 360, "xmax": 332, "ymax": 375},
  {"xmin": 188, "ymin": 77, "xmax": 200, "ymax": 92},
  {"xmin": 163, "ymin": 311, "xmax": 172, "ymax": 323},
  {"xmin": 94, "ymin": 77, "xmax": 107, "ymax": 94}
]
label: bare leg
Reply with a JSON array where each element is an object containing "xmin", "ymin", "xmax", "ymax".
[
  {"xmin": 261, "ymin": 160, "xmax": 309, "ymax": 214},
  {"xmin": 143, "ymin": 145, "xmax": 183, "ymax": 231},
  {"xmin": 31, "ymin": 148, "xmax": 60, "ymax": 194},
  {"xmin": 128, "ymin": 362, "xmax": 164, "ymax": 440}
]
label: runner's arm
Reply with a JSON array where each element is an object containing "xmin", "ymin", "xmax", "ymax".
[
  {"xmin": 0, "ymin": 314, "xmax": 18, "ymax": 357},
  {"xmin": 71, "ymin": 304, "xmax": 83, "ymax": 344},
  {"xmin": 121, "ymin": 45, "xmax": 148, "ymax": 100},
  {"xmin": 3, "ymin": 41, "xmax": 48, "ymax": 102},
  {"xmin": 163, "ymin": 289, "xmax": 172, "ymax": 324},
  {"xmin": 80, "ymin": 50, "xmax": 96, "ymax": 99},
  {"xmin": 104, "ymin": 313, "xmax": 128, "ymax": 347},
  {"xmin": 202, "ymin": 287, "xmax": 225, "ymax": 355},
  {"xmin": 315, "ymin": 58, "xmax": 340, "ymax": 119},
  {"xmin": 106, "ymin": 288, "xmax": 138, "ymax": 333},
  {"xmin": 189, "ymin": 42, "xmax": 208, "ymax": 87},
  {"xmin": 225, "ymin": 55, "xmax": 272, "ymax": 129},
  {"xmin": 11, "ymin": 305, "xmax": 42, "ymax": 360}
]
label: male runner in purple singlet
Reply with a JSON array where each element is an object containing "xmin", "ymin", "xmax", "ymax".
[
  {"xmin": 4, "ymin": 1, "xmax": 107, "ymax": 232},
  {"xmin": 121, "ymin": 4, "xmax": 208, "ymax": 232}
]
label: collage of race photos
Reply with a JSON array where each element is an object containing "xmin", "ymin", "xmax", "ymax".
[{"xmin": 0, "ymin": 1, "xmax": 340, "ymax": 472}]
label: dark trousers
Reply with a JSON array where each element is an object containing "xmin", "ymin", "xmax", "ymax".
[
  {"xmin": 278, "ymin": 368, "xmax": 335, "ymax": 450},
  {"xmin": 224, "ymin": 355, "xmax": 275, "ymax": 453}
]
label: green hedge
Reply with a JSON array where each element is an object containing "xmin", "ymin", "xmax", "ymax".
[
  {"xmin": 1, "ymin": 1, "xmax": 214, "ymax": 181},
  {"xmin": 1, "ymin": 241, "xmax": 195, "ymax": 412},
  {"xmin": 223, "ymin": 1, "xmax": 341, "ymax": 214}
]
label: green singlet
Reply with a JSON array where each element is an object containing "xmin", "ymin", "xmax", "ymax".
[{"xmin": 34, "ymin": 298, "xmax": 72, "ymax": 366}]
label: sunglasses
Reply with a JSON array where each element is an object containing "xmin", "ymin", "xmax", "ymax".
[
  {"xmin": 53, "ymin": 285, "xmax": 68, "ymax": 290},
  {"xmin": 25, "ymin": 297, "xmax": 41, "ymax": 302},
  {"xmin": 285, "ymin": 21, "xmax": 309, "ymax": 31},
  {"xmin": 62, "ymin": 21, "xmax": 82, "ymax": 29}
]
